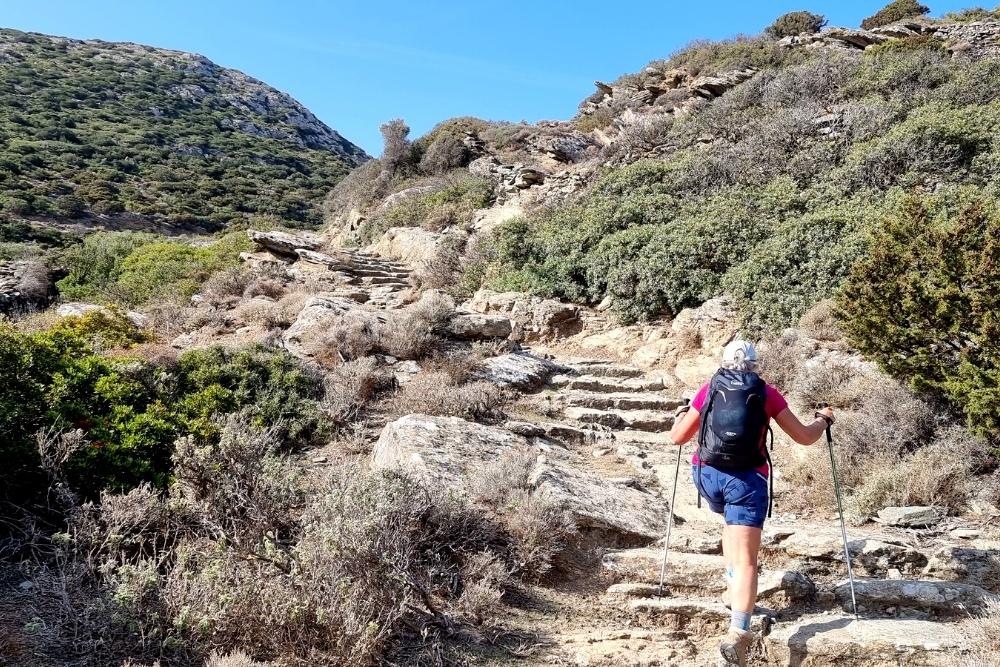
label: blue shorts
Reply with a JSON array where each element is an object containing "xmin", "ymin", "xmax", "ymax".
[{"xmin": 692, "ymin": 464, "xmax": 769, "ymax": 529}]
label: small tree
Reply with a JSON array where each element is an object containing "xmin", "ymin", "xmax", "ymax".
[
  {"xmin": 837, "ymin": 199, "xmax": 1000, "ymax": 440},
  {"xmin": 766, "ymin": 11, "xmax": 828, "ymax": 38},
  {"xmin": 861, "ymin": 0, "xmax": 930, "ymax": 30},
  {"xmin": 378, "ymin": 118, "xmax": 412, "ymax": 177}
]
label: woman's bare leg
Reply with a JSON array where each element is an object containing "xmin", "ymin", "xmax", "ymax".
[{"xmin": 727, "ymin": 525, "xmax": 762, "ymax": 614}]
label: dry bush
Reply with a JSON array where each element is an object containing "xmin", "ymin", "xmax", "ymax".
[
  {"xmin": 466, "ymin": 448, "xmax": 576, "ymax": 580},
  {"xmin": 143, "ymin": 300, "xmax": 197, "ymax": 338},
  {"xmin": 455, "ymin": 552, "xmax": 512, "ymax": 624},
  {"xmin": 10, "ymin": 307, "xmax": 62, "ymax": 333},
  {"xmin": 426, "ymin": 349, "xmax": 484, "ymax": 385},
  {"xmin": 954, "ymin": 598, "xmax": 1000, "ymax": 666},
  {"xmin": 758, "ymin": 331, "xmax": 810, "ymax": 392},
  {"xmin": 16, "ymin": 259, "xmax": 52, "ymax": 301},
  {"xmin": 315, "ymin": 316, "xmax": 380, "ymax": 366},
  {"xmin": 322, "ymin": 357, "xmax": 395, "ymax": 425},
  {"xmin": 206, "ymin": 651, "xmax": 271, "ymax": 667},
  {"xmin": 793, "ymin": 358, "xmax": 865, "ymax": 409},
  {"xmin": 415, "ymin": 234, "xmax": 465, "ymax": 291},
  {"xmin": 232, "ymin": 298, "xmax": 289, "ymax": 330},
  {"xmin": 243, "ymin": 277, "xmax": 286, "ymax": 300},
  {"xmin": 798, "ymin": 299, "xmax": 842, "ymax": 342},
  {"xmin": 202, "ymin": 266, "xmax": 248, "ymax": 301},
  {"xmin": 386, "ymin": 371, "xmax": 506, "ymax": 422},
  {"xmin": 850, "ymin": 426, "xmax": 991, "ymax": 517},
  {"xmin": 375, "ymin": 291, "xmax": 455, "ymax": 360}
]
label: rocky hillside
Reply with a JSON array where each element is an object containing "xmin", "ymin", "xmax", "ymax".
[{"xmin": 0, "ymin": 28, "xmax": 368, "ymax": 230}]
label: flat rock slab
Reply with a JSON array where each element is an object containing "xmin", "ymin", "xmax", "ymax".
[
  {"xmin": 373, "ymin": 415, "xmax": 672, "ymax": 542},
  {"xmin": 247, "ymin": 229, "xmax": 320, "ymax": 255},
  {"xmin": 603, "ymin": 548, "xmax": 727, "ymax": 593},
  {"xmin": 554, "ymin": 374, "xmax": 667, "ymax": 393},
  {"xmin": 877, "ymin": 506, "xmax": 943, "ymax": 528},
  {"xmin": 563, "ymin": 391, "xmax": 685, "ymax": 411},
  {"xmin": 778, "ymin": 530, "xmax": 927, "ymax": 575},
  {"xmin": 758, "ymin": 570, "xmax": 816, "ymax": 604},
  {"xmin": 766, "ymin": 616, "xmax": 968, "ymax": 666},
  {"xmin": 476, "ymin": 352, "xmax": 566, "ymax": 389},
  {"xmin": 565, "ymin": 407, "xmax": 673, "ymax": 432},
  {"xmin": 836, "ymin": 578, "xmax": 998, "ymax": 616}
]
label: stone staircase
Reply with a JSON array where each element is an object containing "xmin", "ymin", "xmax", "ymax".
[{"xmin": 512, "ymin": 355, "xmax": 991, "ymax": 666}]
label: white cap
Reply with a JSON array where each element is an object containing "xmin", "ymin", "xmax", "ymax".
[{"xmin": 722, "ymin": 339, "xmax": 758, "ymax": 365}]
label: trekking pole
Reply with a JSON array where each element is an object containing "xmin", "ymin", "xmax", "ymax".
[
  {"xmin": 816, "ymin": 402, "xmax": 859, "ymax": 621},
  {"xmin": 658, "ymin": 398, "xmax": 690, "ymax": 598}
]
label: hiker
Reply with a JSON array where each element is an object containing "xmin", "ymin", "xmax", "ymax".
[{"xmin": 666, "ymin": 340, "xmax": 834, "ymax": 667}]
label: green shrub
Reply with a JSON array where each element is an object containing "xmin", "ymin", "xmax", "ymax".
[
  {"xmin": 725, "ymin": 204, "xmax": 871, "ymax": 335},
  {"xmin": 765, "ymin": 11, "xmax": 827, "ymax": 38},
  {"xmin": 56, "ymin": 230, "xmax": 250, "ymax": 305},
  {"xmin": 0, "ymin": 308, "xmax": 326, "ymax": 502},
  {"xmin": 838, "ymin": 197, "xmax": 1000, "ymax": 440},
  {"xmin": 861, "ymin": 0, "xmax": 930, "ymax": 29},
  {"xmin": 943, "ymin": 6, "xmax": 1000, "ymax": 22}
]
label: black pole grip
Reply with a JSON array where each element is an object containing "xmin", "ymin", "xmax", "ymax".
[{"xmin": 815, "ymin": 402, "xmax": 833, "ymax": 443}]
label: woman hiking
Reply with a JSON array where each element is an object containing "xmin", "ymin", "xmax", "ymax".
[{"xmin": 666, "ymin": 340, "xmax": 835, "ymax": 667}]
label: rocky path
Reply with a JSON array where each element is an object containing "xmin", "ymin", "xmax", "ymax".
[
  {"xmin": 501, "ymin": 355, "xmax": 994, "ymax": 666},
  {"xmin": 240, "ymin": 231, "xmax": 996, "ymax": 666}
]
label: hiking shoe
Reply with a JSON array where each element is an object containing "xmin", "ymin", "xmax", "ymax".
[{"xmin": 719, "ymin": 628, "xmax": 754, "ymax": 667}]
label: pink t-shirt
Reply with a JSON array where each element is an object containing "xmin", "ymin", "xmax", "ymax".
[{"xmin": 689, "ymin": 382, "xmax": 788, "ymax": 476}]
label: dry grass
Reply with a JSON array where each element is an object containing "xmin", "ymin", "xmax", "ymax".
[
  {"xmin": 243, "ymin": 277, "xmax": 286, "ymax": 300},
  {"xmin": 386, "ymin": 370, "xmax": 507, "ymax": 422},
  {"xmin": 323, "ymin": 357, "xmax": 395, "ymax": 425},
  {"xmin": 953, "ymin": 599, "xmax": 1000, "ymax": 666},
  {"xmin": 798, "ymin": 299, "xmax": 842, "ymax": 342}
]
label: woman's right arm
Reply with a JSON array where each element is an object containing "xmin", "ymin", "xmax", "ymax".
[{"xmin": 773, "ymin": 406, "xmax": 835, "ymax": 445}]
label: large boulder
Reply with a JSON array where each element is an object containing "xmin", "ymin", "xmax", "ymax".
[
  {"xmin": 464, "ymin": 289, "xmax": 581, "ymax": 341},
  {"xmin": 372, "ymin": 415, "xmax": 671, "ymax": 542},
  {"xmin": 281, "ymin": 293, "xmax": 378, "ymax": 358},
  {"xmin": 370, "ymin": 226, "xmax": 442, "ymax": 268},
  {"xmin": 475, "ymin": 352, "xmax": 566, "ymax": 389},
  {"xmin": 56, "ymin": 302, "xmax": 147, "ymax": 328},
  {"xmin": 247, "ymin": 229, "xmax": 321, "ymax": 256},
  {"xmin": 446, "ymin": 312, "xmax": 513, "ymax": 340}
]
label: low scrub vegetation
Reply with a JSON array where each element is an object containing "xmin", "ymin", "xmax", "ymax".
[
  {"xmin": 861, "ymin": 0, "xmax": 930, "ymax": 30},
  {"xmin": 0, "ymin": 310, "xmax": 326, "ymax": 501},
  {"xmin": 56, "ymin": 230, "xmax": 251, "ymax": 306},
  {"xmin": 12, "ymin": 416, "xmax": 573, "ymax": 666}
]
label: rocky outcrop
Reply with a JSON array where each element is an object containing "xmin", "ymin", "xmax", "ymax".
[
  {"xmin": 445, "ymin": 312, "xmax": 513, "ymax": 340},
  {"xmin": 923, "ymin": 545, "xmax": 1000, "ymax": 590},
  {"xmin": 0, "ymin": 260, "xmax": 55, "ymax": 315},
  {"xmin": 465, "ymin": 289, "xmax": 581, "ymax": 341},
  {"xmin": 247, "ymin": 229, "xmax": 321, "ymax": 256},
  {"xmin": 370, "ymin": 226, "xmax": 442, "ymax": 268},
  {"xmin": 372, "ymin": 414, "xmax": 672, "ymax": 541},
  {"xmin": 281, "ymin": 294, "xmax": 379, "ymax": 358}
]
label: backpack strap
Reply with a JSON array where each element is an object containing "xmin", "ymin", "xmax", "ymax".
[
  {"xmin": 695, "ymin": 386, "xmax": 720, "ymax": 511},
  {"xmin": 764, "ymin": 425, "xmax": 774, "ymax": 519}
]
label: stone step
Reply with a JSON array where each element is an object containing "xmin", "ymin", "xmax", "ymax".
[
  {"xmin": 551, "ymin": 374, "xmax": 667, "ymax": 394},
  {"xmin": 603, "ymin": 549, "xmax": 726, "ymax": 593},
  {"xmin": 835, "ymin": 578, "xmax": 998, "ymax": 617},
  {"xmin": 349, "ymin": 267, "xmax": 411, "ymax": 279},
  {"xmin": 627, "ymin": 597, "xmax": 774, "ymax": 635},
  {"xmin": 565, "ymin": 407, "xmax": 673, "ymax": 432},
  {"xmin": 765, "ymin": 616, "xmax": 969, "ymax": 666},
  {"xmin": 363, "ymin": 276, "xmax": 411, "ymax": 287},
  {"xmin": 563, "ymin": 390, "xmax": 686, "ymax": 412},
  {"xmin": 563, "ymin": 360, "xmax": 645, "ymax": 378}
]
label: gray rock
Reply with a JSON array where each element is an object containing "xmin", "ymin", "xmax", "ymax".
[
  {"xmin": 56, "ymin": 302, "xmax": 147, "ymax": 327},
  {"xmin": 758, "ymin": 570, "xmax": 816, "ymax": 604},
  {"xmin": 603, "ymin": 548, "xmax": 727, "ymax": 593},
  {"xmin": 282, "ymin": 294, "xmax": 377, "ymax": 358},
  {"xmin": 836, "ymin": 578, "xmax": 998, "ymax": 616},
  {"xmin": 372, "ymin": 415, "xmax": 671, "ymax": 542},
  {"xmin": 446, "ymin": 313, "xmax": 513, "ymax": 340},
  {"xmin": 877, "ymin": 506, "xmax": 942, "ymax": 528},
  {"xmin": 923, "ymin": 545, "xmax": 1000, "ymax": 590},
  {"xmin": 766, "ymin": 616, "xmax": 968, "ymax": 665},
  {"xmin": 247, "ymin": 229, "xmax": 321, "ymax": 256},
  {"xmin": 475, "ymin": 352, "xmax": 566, "ymax": 389},
  {"xmin": 504, "ymin": 420, "xmax": 546, "ymax": 437},
  {"xmin": 464, "ymin": 289, "xmax": 580, "ymax": 342},
  {"xmin": 779, "ymin": 530, "xmax": 927, "ymax": 575}
]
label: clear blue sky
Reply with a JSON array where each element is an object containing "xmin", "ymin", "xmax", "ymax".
[{"xmin": 3, "ymin": 1, "xmax": 974, "ymax": 155}]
